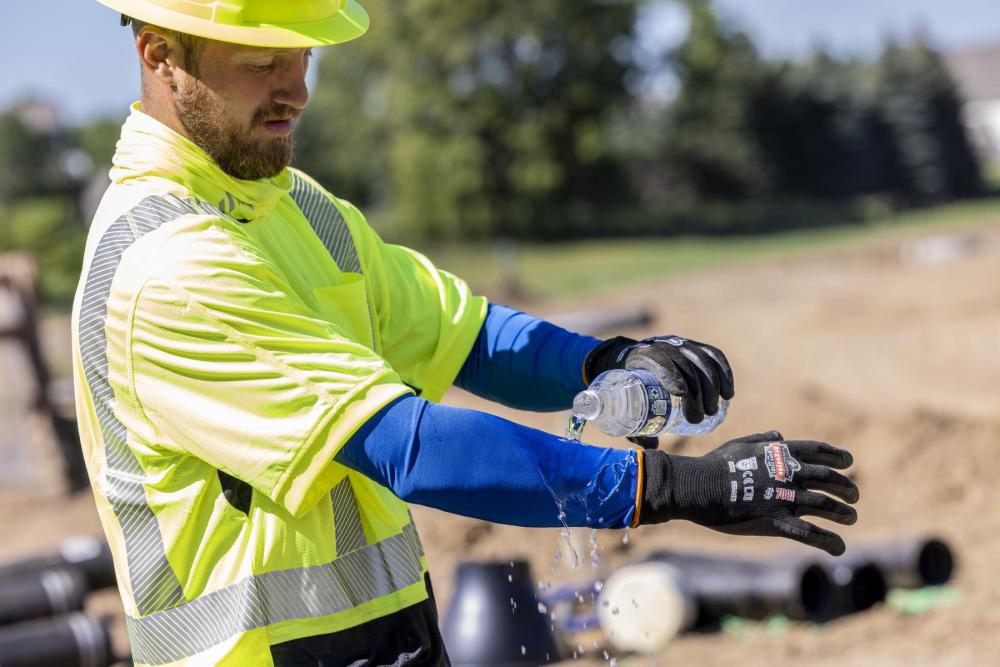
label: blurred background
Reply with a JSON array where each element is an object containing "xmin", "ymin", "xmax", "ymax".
[{"xmin": 1, "ymin": 0, "xmax": 999, "ymax": 665}]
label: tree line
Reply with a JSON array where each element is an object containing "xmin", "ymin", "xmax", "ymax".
[
  {"xmin": 295, "ymin": 0, "xmax": 983, "ymax": 239},
  {"xmin": 0, "ymin": 0, "xmax": 985, "ymax": 303}
]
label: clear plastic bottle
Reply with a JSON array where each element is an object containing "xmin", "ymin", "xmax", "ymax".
[{"xmin": 571, "ymin": 369, "xmax": 729, "ymax": 438}]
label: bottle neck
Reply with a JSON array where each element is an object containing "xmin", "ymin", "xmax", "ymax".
[{"xmin": 572, "ymin": 389, "xmax": 602, "ymax": 421}]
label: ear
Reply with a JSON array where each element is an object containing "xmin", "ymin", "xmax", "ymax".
[{"xmin": 136, "ymin": 27, "xmax": 183, "ymax": 89}]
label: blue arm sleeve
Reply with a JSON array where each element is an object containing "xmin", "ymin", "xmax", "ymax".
[
  {"xmin": 454, "ymin": 304, "xmax": 601, "ymax": 411},
  {"xmin": 335, "ymin": 395, "xmax": 638, "ymax": 529}
]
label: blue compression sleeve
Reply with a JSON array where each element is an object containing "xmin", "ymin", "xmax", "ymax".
[
  {"xmin": 335, "ymin": 395, "xmax": 639, "ymax": 528},
  {"xmin": 454, "ymin": 304, "xmax": 601, "ymax": 411}
]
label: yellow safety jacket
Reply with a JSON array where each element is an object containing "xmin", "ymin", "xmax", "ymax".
[{"xmin": 71, "ymin": 104, "xmax": 487, "ymax": 666}]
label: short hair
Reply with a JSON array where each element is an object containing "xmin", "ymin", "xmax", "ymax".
[{"xmin": 123, "ymin": 14, "xmax": 201, "ymax": 74}]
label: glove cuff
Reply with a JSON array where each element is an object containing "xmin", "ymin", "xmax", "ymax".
[
  {"xmin": 639, "ymin": 451, "xmax": 723, "ymax": 526},
  {"xmin": 582, "ymin": 335, "xmax": 637, "ymax": 384}
]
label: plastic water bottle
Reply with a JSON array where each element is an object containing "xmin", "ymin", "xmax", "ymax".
[{"xmin": 571, "ymin": 369, "xmax": 729, "ymax": 438}]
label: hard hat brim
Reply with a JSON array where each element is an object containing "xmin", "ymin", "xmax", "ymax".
[{"xmin": 96, "ymin": 0, "xmax": 369, "ymax": 48}]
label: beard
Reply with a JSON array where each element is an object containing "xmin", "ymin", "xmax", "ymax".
[{"xmin": 173, "ymin": 79, "xmax": 296, "ymax": 181}]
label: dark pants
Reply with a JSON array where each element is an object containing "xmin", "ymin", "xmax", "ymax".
[{"xmin": 270, "ymin": 574, "xmax": 450, "ymax": 667}]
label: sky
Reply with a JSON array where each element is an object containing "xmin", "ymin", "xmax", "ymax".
[{"xmin": 2, "ymin": 1, "xmax": 1000, "ymax": 124}]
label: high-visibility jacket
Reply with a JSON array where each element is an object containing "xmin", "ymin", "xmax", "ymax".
[{"xmin": 71, "ymin": 104, "xmax": 487, "ymax": 666}]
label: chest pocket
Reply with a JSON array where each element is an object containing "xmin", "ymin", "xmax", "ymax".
[
  {"xmin": 313, "ymin": 272, "xmax": 377, "ymax": 351},
  {"xmin": 290, "ymin": 173, "xmax": 379, "ymax": 351}
]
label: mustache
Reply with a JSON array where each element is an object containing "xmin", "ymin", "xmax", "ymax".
[{"xmin": 252, "ymin": 104, "xmax": 301, "ymax": 127}]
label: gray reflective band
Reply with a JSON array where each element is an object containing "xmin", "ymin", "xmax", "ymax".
[
  {"xmin": 331, "ymin": 478, "xmax": 368, "ymax": 554},
  {"xmin": 126, "ymin": 525, "xmax": 425, "ymax": 665},
  {"xmin": 79, "ymin": 195, "xmax": 220, "ymax": 615},
  {"xmin": 289, "ymin": 174, "xmax": 362, "ymax": 274}
]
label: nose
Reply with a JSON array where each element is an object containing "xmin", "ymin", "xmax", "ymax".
[{"xmin": 273, "ymin": 50, "xmax": 311, "ymax": 111}]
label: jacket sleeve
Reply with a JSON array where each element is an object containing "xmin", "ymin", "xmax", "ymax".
[{"xmin": 332, "ymin": 195, "xmax": 489, "ymax": 403}]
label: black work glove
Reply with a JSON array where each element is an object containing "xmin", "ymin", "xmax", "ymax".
[
  {"xmin": 639, "ymin": 430, "xmax": 859, "ymax": 556},
  {"xmin": 584, "ymin": 335, "xmax": 735, "ymax": 425}
]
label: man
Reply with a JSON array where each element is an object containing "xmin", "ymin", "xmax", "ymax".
[{"xmin": 74, "ymin": 1, "xmax": 858, "ymax": 665}]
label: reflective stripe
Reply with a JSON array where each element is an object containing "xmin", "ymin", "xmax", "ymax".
[
  {"xmin": 126, "ymin": 524, "xmax": 425, "ymax": 665},
  {"xmin": 79, "ymin": 194, "xmax": 220, "ymax": 615},
  {"xmin": 289, "ymin": 172, "xmax": 380, "ymax": 372},
  {"xmin": 331, "ymin": 478, "xmax": 368, "ymax": 554},
  {"xmin": 289, "ymin": 174, "xmax": 361, "ymax": 274}
]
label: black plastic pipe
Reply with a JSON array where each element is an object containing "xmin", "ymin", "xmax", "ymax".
[
  {"xmin": 0, "ymin": 613, "xmax": 114, "ymax": 667},
  {"xmin": 844, "ymin": 537, "xmax": 955, "ymax": 589},
  {"xmin": 646, "ymin": 549, "xmax": 835, "ymax": 624},
  {"xmin": 0, "ymin": 568, "xmax": 87, "ymax": 626},
  {"xmin": 0, "ymin": 537, "xmax": 115, "ymax": 593},
  {"xmin": 442, "ymin": 560, "xmax": 559, "ymax": 666}
]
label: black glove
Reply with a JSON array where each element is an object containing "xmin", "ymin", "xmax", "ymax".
[
  {"xmin": 584, "ymin": 335, "xmax": 735, "ymax": 425},
  {"xmin": 639, "ymin": 430, "xmax": 859, "ymax": 556}
]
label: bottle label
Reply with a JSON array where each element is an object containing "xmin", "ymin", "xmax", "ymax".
[{"xmin": 629, "ymin": 369, "xmax": 670, "ymax": 422}]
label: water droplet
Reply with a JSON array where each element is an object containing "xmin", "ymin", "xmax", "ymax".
[
  {"xmin": 610, "ymin": 658, "xmax": 618, "ymax": 667},
  {"xmin": 632, "ymin": 597, "xmax": 639, "ymax": 609},
  {"xmin": 537, "ymin": 602, "xmax": 548, "ymax": 614},
  {"xmin": 590, "ymin": 529, "xmax": 601, "ymax": 570},
  {"xmin": 576, "ymin": 644, "xmax": 585, "ymax": 655},
  {"xmin": 622, "ymin": 528, "xmax": 630, "ymax": 545},
  {"xmin": 572, "ymin": 651, "xmax": 578, "ymax": 660},
  {"xmin": 594, "ymin": 580, "xmax": 604, "ymax": 593},
  {"xmin": 601, "ymin": 599, "xmax": 610, "ymax": 608},
  {"xmin": 521, "ymin": 646, "xmax": 526, "ymax": 656},
  {"xmin": 507, "ymin": 574, "xmax": 513, "ymax": 582},
  {"xmin": 550, "ymin": 610, "xmax": 558, "ymax": 621},
  {"xmin": 603, "ymin": 650, "xmax": 610, "ymax": 660},
  {"xmin": 612, "ymin": 606, "xmax": 620, "ymax": 615}
]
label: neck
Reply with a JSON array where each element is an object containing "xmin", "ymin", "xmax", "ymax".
[{"xmin": 140, "ymin": 84, "xmax": 194, "ymax": 145}]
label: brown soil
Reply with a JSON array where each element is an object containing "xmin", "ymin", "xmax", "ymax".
[{"xmin": 3, "ymin": 225, "xmax": 999, "ymax": 666}]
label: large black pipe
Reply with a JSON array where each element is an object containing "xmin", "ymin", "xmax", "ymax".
[
  {"xmin": 442, "ymin": 560, "xmax": 560, "ymax": 666},
  {"xmin": 646, "ymin": 549, "xmax": 835, "ymax": 625},
  {"xmin": 0, "ymin": 568, "xmax": 87, "ymax": 626},
  {"xmin": 844, "ymin": 537, "xmax": 955, "ymax": 589},
  {"xmin": 0, "ymin": 613, "xmax": 114, "ymax": 667},
  {"xmin": 0, "ymin": 537, "xmax": 115, "ymax": 592}
]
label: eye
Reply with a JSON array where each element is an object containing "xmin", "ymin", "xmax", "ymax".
[{"xmin": 246, "ymin": 60, "xmax": 277, "ymax": 73}]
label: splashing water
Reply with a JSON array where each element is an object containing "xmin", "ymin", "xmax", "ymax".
[
  {"xmin": 566, "ymin": 414, "xmax": 587, "ymax": 440},
  {"xmin": 557, "ymin": 502, "xmax": 580, "ymax": 569}
]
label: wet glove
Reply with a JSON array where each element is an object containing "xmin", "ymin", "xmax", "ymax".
[
  {"xmin": 584, "ymin": 334, "xmax": 735, "ymax": 425},
  {"xmin": 639, "ymin": 430, "xmax": 859, "ymax": 555}
]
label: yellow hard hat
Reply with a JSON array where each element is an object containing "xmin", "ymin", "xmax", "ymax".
[{"xmin": 95, "ymin": 0, "xmax": 369, "ymax": 48}]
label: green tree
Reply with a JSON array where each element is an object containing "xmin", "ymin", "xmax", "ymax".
[
  {"xmin": 656, "ymin": 0, "xmax": 770, "ymax": 202},
  {"xmin": 0, "ymin": 197, "xmax": 86, "ymax": 305},
  {"xmin": 296, "ymin": 0, "xmax": 641, "ymax": 240},
  {"xmin": 875, "ymin": 39, "xmax": 981, "ymax": 204}
]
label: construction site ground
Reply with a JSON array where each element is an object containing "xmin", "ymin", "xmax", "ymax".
[{"xmin": 2, "ymin": 220, "xmax": 998, "ymax": 666}]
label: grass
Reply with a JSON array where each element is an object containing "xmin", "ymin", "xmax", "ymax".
[{"xmin": 417, "ymin": 197, "xmax": 1000, "ymax": 301}]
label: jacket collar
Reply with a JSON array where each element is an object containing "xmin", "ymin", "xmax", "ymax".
[{"xmin": 110, "ymin": 102, "xmax": 291, "ymax": 222}]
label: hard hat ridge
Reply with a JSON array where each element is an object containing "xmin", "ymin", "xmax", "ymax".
[{"xmin": 96, "ymin": 0, "xmax": 370, "ymax": 48}]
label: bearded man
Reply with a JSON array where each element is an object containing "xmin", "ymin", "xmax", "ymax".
[{"xmin": 73, "ymin": 2, "xmax": 859, "ymax": 665}]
